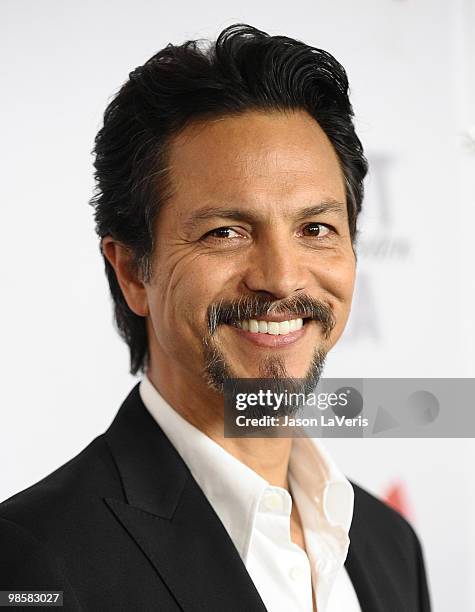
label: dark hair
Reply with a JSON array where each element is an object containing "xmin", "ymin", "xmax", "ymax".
[{"xmin": 90, "ymin": 23, "xmax": 368, "ymax": 375}]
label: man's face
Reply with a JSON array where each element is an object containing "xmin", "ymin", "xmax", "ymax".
[{"xmin": 144, "ymin": 110, "xmax": 356, "ymax": 391}]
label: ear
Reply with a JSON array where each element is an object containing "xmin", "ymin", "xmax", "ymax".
[{"xmin": 101, "ymin": 236, "xmax": 149, "ymax": 317}]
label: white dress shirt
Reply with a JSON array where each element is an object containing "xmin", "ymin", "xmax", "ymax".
[{"xmin": 139, "ymin": 375, "xmax": 362, "ymax": 612}]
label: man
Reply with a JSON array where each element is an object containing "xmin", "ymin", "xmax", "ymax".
[{"xmin": 0, "ymin": 24, "xmax": 431, "ymax": 611}]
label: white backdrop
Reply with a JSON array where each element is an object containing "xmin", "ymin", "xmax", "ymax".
[{"xmin": 1, "ymin": 1, "xmax": 474, "ymax": 610}]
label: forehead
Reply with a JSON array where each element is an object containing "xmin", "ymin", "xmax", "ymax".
[{"xmin": 166, "ymin": 109, "xmax": 346, "ymax": 214}]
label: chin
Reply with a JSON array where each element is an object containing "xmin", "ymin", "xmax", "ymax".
[{"xmin": 234, "ymin": 360, "xmax": 312, "ymax": 380}]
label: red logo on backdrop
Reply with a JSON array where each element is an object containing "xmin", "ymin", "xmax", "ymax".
[{"xmin": 383, "ymin": 480, "xmax": 413, "ymax": 522}]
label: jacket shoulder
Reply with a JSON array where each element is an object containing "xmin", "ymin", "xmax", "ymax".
[
  {"xmin": 0, "ymin": 434, "xmax": 121, "ymax": 541},
  {"xmin": 351, "ymin": 480, "xmax": 418, "ymax": 538},
  {"xmin": 349, "ymin": 480, "xmax": 431, "ymax": 610}
]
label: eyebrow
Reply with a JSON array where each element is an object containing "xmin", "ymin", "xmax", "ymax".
[{"xmin": 183, "ymin": 199, "xmax": 347, "ymax": 231}]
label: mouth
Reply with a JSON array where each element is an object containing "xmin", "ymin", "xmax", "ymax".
[{"xmin": 227, "ymin": 315, "xmax": 312, "ymax": 348}]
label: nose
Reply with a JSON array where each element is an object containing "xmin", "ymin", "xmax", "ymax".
[{"xmin": 241, "ymin": 232, "xmax": 306, "ymax": 300}]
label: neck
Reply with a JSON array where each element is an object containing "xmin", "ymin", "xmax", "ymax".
[{"xmin": 146, "ymin": 362, "xmax": 293, "ymax": 490}]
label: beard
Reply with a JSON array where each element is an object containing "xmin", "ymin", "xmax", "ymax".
[
  {"xmin": 201, "ymin": 293, "xmax": 333, "ymax": 417},
  {"xmin": 202, "ymin": 335, "xmax": 328, "ymax": 390}
]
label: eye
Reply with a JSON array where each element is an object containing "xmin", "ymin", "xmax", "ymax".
[
  {"xmin": 203, "ymin": 226, "xmax": 244, "ymax": 240},
  {"xmin": 300, "ymin": 222, "xmax": 332, "ymax": 238}
]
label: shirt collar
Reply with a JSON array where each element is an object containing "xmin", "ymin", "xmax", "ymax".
[
  {"xmin": 289, "ymin": 435, "xmax": 354, "ymax": 533},
  {"xmin": 139, "ymin": 374, "xmax": 354, "ymax": 560}
]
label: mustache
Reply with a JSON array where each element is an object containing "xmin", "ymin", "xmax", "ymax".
[{"xmin": 207, "ymin": 294, "xmax": 336, "ymax": 338}]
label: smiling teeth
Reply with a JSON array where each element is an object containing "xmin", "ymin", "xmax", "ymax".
[{"xmin": 238, "ymin": 318, "xmax": 303, "ymax": 335}]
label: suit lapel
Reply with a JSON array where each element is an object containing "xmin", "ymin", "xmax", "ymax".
[
  {"xmin": 344, "ymin": 534, "xmax": 383, "ymax": 612},
  {"xmin": 345, "ymin": 485, "xmax": 407, "ymax": 612},
  {"xmin": 104, "ymin": 383, "xmax": 267, "ymax": 612}
]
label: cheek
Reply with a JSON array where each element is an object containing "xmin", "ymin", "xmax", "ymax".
[
  {"xmin": 312, "ymin": 255, "xmax": 356, "ymax": 337},
  {"xmin": 152, "ymin": 251, "xmax": 236, "ymax": 333},
  {"xmin": 315, "ymin": 252, "xmax": 355, "ymax": 300},
  {"xmin": 329, "ymin": 265, "xmax": 355, "ymax": 304}
]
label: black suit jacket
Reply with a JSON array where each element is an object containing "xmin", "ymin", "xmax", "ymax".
[{"xmin": 0, "ymin": 383, "xmax": 431, "ymax": 611}]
